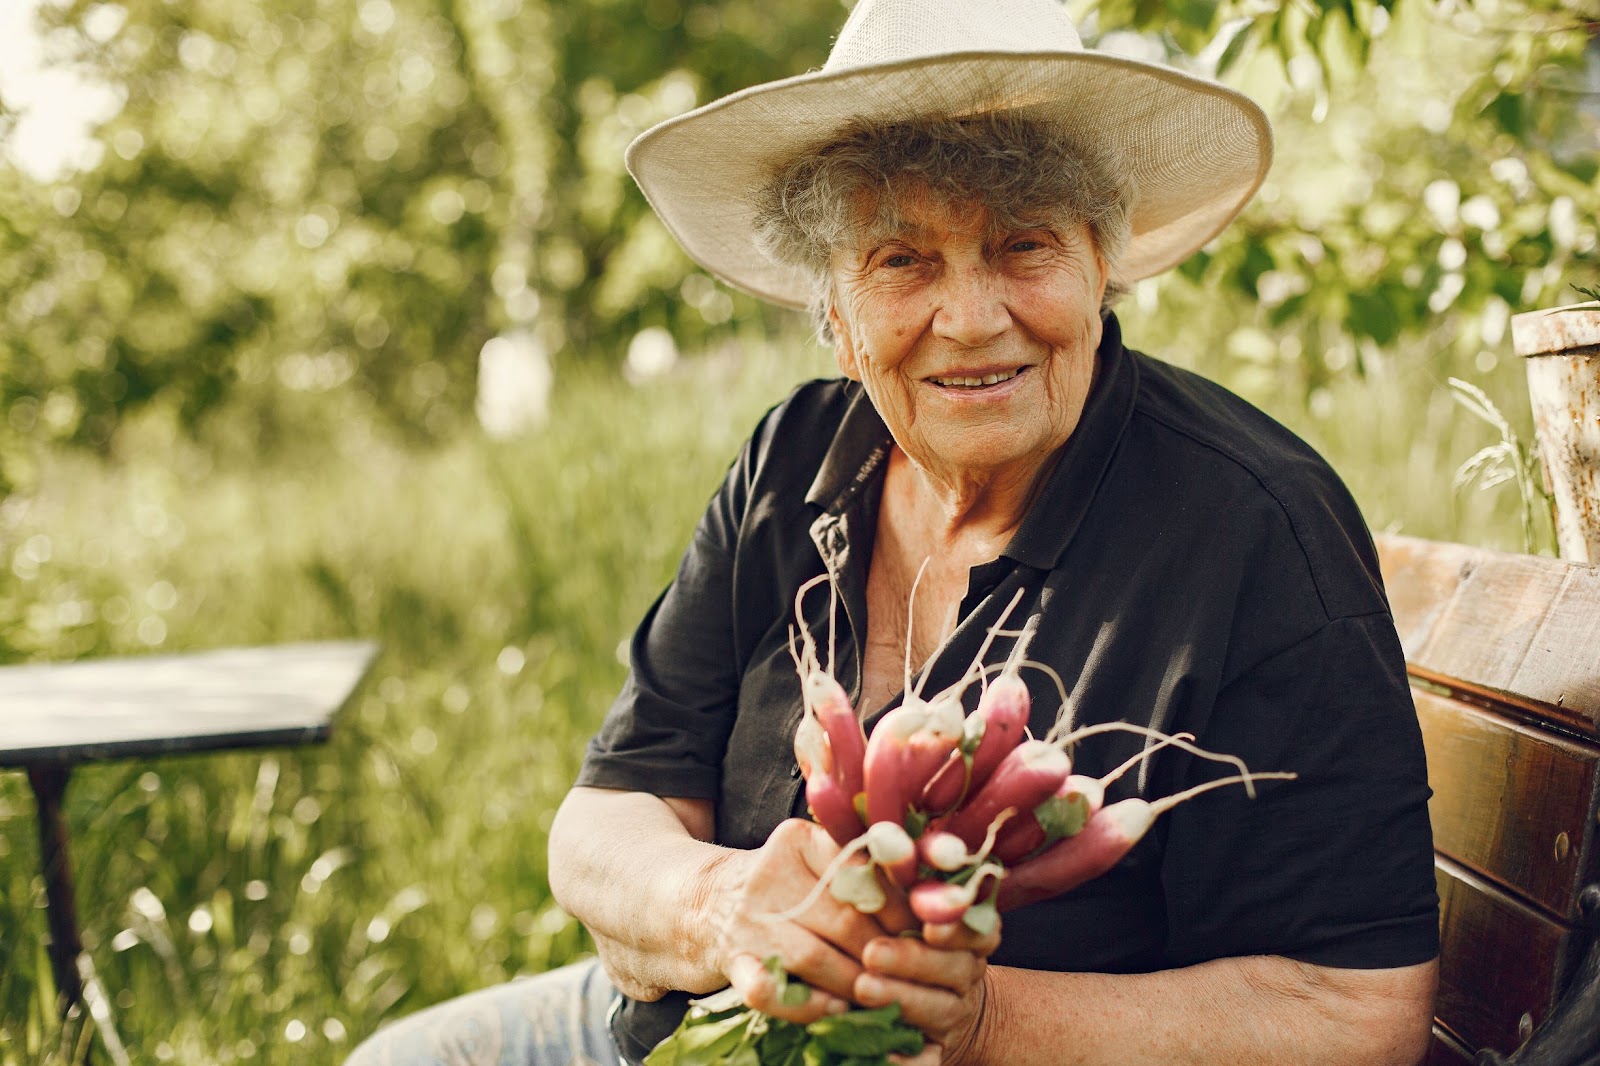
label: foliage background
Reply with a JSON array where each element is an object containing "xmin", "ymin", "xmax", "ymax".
[{"xmin": 0, "ymin": 0, "xmax": 1596, "ymax": 1061}]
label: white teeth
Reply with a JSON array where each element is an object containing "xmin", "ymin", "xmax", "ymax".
[{"xmin": 932, "ymin": 369, "xmax": 1019, "ymax": 388}]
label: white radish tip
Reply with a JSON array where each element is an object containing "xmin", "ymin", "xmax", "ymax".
[
  {"xmin": 864, "ymin": 821, "xmax": 915, "ymax": 866},
  {"xmin": 925, "ymin": 832, "xmax": 971, "ymax": 872}
]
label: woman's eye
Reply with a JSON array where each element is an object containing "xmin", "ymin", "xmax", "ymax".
[
  {"xmin": 882, "ymin": 254, "xmax": 917, "ymax": 268},
  {"xmin": 1008, "ymin": 239, "xmax": 1043, "ymax": 253}
]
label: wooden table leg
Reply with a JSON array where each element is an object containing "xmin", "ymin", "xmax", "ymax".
[{"xmin": 26, "ymin": 763, "xmax": 86, "ymax": 1018}]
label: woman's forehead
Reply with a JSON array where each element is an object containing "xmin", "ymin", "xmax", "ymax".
[{"xmin": 845, "ymin": 187, "xmax": 1080, "ymax": 247}]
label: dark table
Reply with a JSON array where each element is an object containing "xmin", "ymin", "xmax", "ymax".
[{"xmin": 0, "ymin": 641, "xmax": 379, "ymax": 1041}]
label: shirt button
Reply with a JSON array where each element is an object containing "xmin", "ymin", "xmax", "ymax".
[{"xmin": 790, "ymin": 763, "xmax": 802, "ymax": 779}]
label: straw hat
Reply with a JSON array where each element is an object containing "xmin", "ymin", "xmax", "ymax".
[{"xmin": 625, "ymin": 0, "xmax": 1272, "ymax": 309}]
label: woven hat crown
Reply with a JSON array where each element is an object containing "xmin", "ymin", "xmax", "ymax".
[
  {"xmin": 825, "ymin": 0, "xmax": 1083, "ymax": 72},
  {"xmin": 625, "ymin": 0, "xmax": 1273, "ymax": 309}
]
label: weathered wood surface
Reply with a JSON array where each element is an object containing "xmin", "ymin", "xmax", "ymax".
[
  {"xmin": 0, "ymin": 641, "xmax": 379, "ymax": 765},
  {"xmin": 1514, "ymin": 305, "xmax": 1600, "ymax": 565},
  {"xmin": 1434, "ymin": 855, "xmax": 1578, "ymax": 1056},
  {"xmin": 1375, "ymin": 534, "xmax": 1600, "ymax": 737},
  {"xmin": 1416, "ymin": 690, "xmax": 1600, "ymax": 921}
]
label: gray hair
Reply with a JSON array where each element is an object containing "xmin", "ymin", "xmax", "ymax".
[{"xmin": 751, "ymin": 112, "xmax": 1133, "ymax": 340}]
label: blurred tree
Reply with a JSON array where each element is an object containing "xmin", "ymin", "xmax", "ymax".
[
  {"xmin": 1096, "ymin": 0, "xmax": 1599, "ymax": 394},
  {"xmin": 0, "ymin": 0, "xmax": 1594, "ymax": 464},
  {"xmin": 0, "ymin": 0, "xmax": 839, "ymax": 460}
]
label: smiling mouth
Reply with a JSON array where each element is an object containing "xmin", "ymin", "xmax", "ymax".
[{"xmin": 928, "ymin": 367, "xmax": 1024, "ymax": 389}]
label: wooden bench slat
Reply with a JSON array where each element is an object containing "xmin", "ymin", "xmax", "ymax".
[
  {"xmin": 1377, "ymin": 535, "xmax": 1600, "ymax": 736},
  {"xmin": 1416, "ymin": 689, "xmax": 1600, "ymax": 920},
  {"xmin": 1434, "ymin": 854, "xmax": 1579, "ymax": 1056}
]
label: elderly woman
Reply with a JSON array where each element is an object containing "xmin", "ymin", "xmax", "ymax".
[{"xmin": 348, "ymin": 1, "xmax": 1439, "ymax": 1063}]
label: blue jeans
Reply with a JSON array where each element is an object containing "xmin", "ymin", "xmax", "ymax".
[{"xmin": 344, "ymin": 958, "xmax": 628, "ymax": 1066}]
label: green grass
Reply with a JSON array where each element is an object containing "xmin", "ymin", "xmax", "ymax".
[{"xmin": 0, "ymin": 322, "xmax": 1529, "ymax": 1064}]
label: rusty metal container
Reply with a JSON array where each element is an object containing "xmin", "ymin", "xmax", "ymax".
[{"xmin": 1512, "ymin": 305, "xmax": 1600, "ymax": 564}]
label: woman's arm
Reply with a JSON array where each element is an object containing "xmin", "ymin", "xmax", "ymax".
[
  {"xmin": 547, "ymin": 787, "xmax": 912, "ymax": 1021},
  {"xmin": 856, "ymin": 945, "xmax": 1436, "ymax": 1066}
]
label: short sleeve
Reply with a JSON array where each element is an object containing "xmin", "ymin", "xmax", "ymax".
[
  {"xmin": 1161, "ymin": 612, "xmax": 1441, "ymax": 970},
  {"xmin": 573, "ymin": 426, "xmax": 761, "ymax": 801}
]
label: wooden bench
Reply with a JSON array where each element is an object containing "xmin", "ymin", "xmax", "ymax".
[{"xmin": 1375, "ymin": 535, "xmax": 1600, "ymax": 1065}]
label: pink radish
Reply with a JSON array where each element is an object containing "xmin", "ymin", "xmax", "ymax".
[
  {"xmin": 909, "ymin": 863, "xmax": 1004, "ymax": 926},
  {"xmin": 864, "ymin": 821, "xmax": 917, "ymax": 887},
  {"xmin": 992, "ymin": 730, "xmax": 1197, "ymax": 861},
  {"xmin": 920, "ymin": 593, "xmax": 1034, "ymax": 814},
  {"xmin": 806, "ymin": 768, "xmax": 865, "ymax": 847},
  {"xmin": 863, "ymin": 702, "xmax": 960, "ymax": 830},
  {"xmin": 793, "ymin": 712, "xmax": 831, "ymax": 783},
  {"xmin": 805, "ymin": 669, "xmax": 866, "ymax": 798},
  {"xmin": 936, "ymin": 739, "xmax": 1071, "ymax": 851},
  {"xmin": 918, "ymin": 805, "xmax": 1014, "ymax": 872},
  {"xmin": 788, "ymin": 574, "xmax": 869, "ymax": 799},
  {"xmin": 996, "ymin": 771, "xmax": 1296, "ymax": 911},
  {"xmin": 861, "ymin": 560, "xmax": 970, "ymax": 830}
]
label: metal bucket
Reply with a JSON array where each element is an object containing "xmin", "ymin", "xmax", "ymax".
[{"xmin": 1512, "ymin": 305, "xmax": 1600, "ymax": 564}]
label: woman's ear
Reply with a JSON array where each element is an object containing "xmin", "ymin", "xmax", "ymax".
[{"xmin": 827, "ymin": 302, "xmax": 862, "ymax": 381}]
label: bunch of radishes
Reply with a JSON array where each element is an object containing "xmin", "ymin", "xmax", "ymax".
[{"xmin": 784, "ymin": 575, "xmax": 1292, "ymax": 934}]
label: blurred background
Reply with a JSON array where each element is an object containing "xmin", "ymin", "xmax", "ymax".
[{"xmin": 0, "ymin": 0, "xmax": 1595, "ymax": 1060}]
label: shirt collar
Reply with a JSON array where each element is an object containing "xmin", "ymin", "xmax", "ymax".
[
  {"xmin": 804, "ymin": 313, "xmax": 1139, "ymax": 568},
  {"xmin": 805, "ymin": 382, "xmax": 892, "ymax": 513}
]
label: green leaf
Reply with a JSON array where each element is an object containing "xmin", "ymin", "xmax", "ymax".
[
  {"xmin": 1483, "ymin": 92, "xmax": 1524, "ymax": 138},
  {"xmin": 902, "ymin": 809, "xmax": 928, "ymax": 839},
  {"xmin": 1177, "ymin": 249, "xmax": 1212, "ymax": 283},
  {"xmin": 757, "ymin": 1021, "xmax": 809, "ymax": 1066},
  {"xmin": 645, "ymin": 1010, "xmax": 753, "ymax": 1066},
  {"xmin": 807, "ymin": 1005, "xmax": 924, "ymax": 1058},
  {"xmin": 1214, "ymin": 19, "xmax": 1257, "ymax": 77},
  {"xmin": 1347, "ymin": 290, "xmax": 1400, "ymax": 346},
  {"xmin": 1034, "ymin": 792, "xmax": 1091, "ymax": 839},
  {"xmin": 963, "ymin": 899, "xmax": 1000, "ymax": 937},
  {"xmin": 829, "ymin": 862, "xmax": 886, "ymax": 915},
  {"xmin": 723, "ymin": 1042, "xmax": 760, "ymax": 1066}
]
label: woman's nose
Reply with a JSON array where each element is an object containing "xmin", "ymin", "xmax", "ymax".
[{"xmin": 931, "ymin": 264, "xmax": 1010, "ymax": 348}]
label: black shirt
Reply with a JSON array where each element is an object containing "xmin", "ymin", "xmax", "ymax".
[{"xmin": 577, "ymin": 315, "xmax": 1440, "ymax": 1062}]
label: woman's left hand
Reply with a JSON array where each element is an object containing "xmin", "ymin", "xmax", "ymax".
[{"xmin": 853, "ymin": 919, "xmax": 1000, "ymax": 1066}]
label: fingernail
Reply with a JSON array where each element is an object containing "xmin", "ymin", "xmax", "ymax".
[
  {"xmin": 857, "ymin": 976, "xmax": 885, "ymax": 1001},
  {"xmin": 827, "ymin": 999, "xmax": 850, "ymax": 1015}
]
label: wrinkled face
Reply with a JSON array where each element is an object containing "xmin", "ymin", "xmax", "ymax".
[{"xmin": 826, "ymin": 190, "xmax": 1108, "ymax": 484}]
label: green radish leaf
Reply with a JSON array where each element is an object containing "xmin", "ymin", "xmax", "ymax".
[
  {"xmin": 757, "ymin": 1020, "xmax": 808, "ymax": 1066},
  {"xmin": 723, "ymin": 1042, "xmax": 760, "ymax": 1066},
  {"xmin": 829, "ymin": 863, "xmax": 886, "ymax": 914},
  {"xmin": 761, "ymin": 957, "xmax": 813, "ymax": 1008},
  {"xmin": 963, "ymin": 899, "xmax": 1000, "ymax": 937},
  {"xmin": 852, "ymin": 793, "xmax": 868, "ymax": 824},
  {"xmin": 645, "ymin": 1010, "xmax": 753, "ymax": 1066},
  {"xmin": 807, "ymin": 1004, "xmax": 924, "ymax": 1057},
  {"xmin": 1035, "ymin": 792, "xmax": 1091, "ymax": 839},
  {"xmin": 902, "ymin": 809, "xmax": 928, "ymax": 838}
]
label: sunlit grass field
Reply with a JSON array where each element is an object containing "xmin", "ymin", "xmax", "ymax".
[{"xmin": 0, "ymin": 321, "xmax": 1532, "ymax": 1064}]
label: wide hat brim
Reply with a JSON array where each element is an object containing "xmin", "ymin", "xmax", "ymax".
[{"xmin": 627, "ymin": 50, "xmax": 1273, "ymax": 309}]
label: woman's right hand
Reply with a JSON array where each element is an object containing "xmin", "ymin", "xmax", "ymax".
[{"xmin": 702, "ymin": 817, "xmax": 916, "ymax": 1023}]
